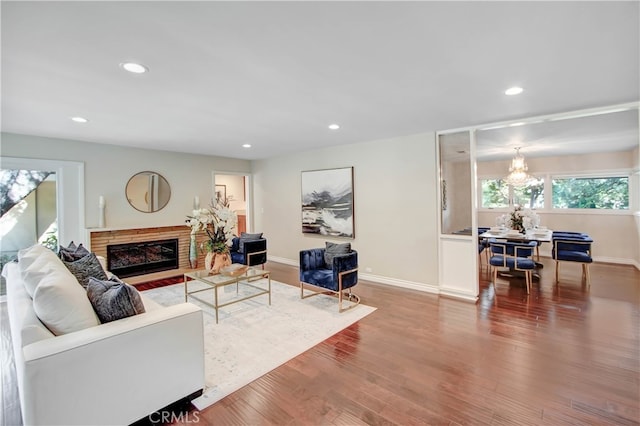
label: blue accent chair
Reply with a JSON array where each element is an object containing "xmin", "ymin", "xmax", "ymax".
[
  {"xmin": 488, "ymin": 239, "xmax": 537, "ymax": 294},
  {"xmin": 478, "ymin": 227, "xmax": 490, "ymax": 265},
  {"xmin": 552, "ymin": 231, "xmax": 590, "ymax": 239},
  {"xmin": 299, "ymin": 248, "xmax": 359, "ymax": 312},
  {"xmin": 229, "ymin": 236, "xmax": 267, "ymax": 267},
  {"xmin": 552, "ymin": 234, "xmax": 593, "ymax": 286}
]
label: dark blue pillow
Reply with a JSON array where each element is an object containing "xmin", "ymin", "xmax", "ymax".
[
  {"xmin": 86, "ymin": 277, "xmax": 146, "ymax": 323},
  {"xmin": 324, "ymin": 241, "xmax": 351, "ymax": 266},
  {"xmin": 62, "ymin": 252, "xmax": 107, "ymax": 288},
  {"xmin": 58, "ymin": 241, "xmax": 91, "ymax": 262},
  {"xmin": 239, "ymin": 232, "xmax": 263, "ymax": 253}
]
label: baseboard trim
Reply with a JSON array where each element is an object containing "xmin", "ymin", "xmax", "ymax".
[
  {"xmin": 360, "ymin": 273, "xmax": 440, "ymax": 294},
  {"xmin": 268, "ymin": 256, "xmax": 440, "ymax": 294},
  {"xmin": 535, "ymin": 254, "xmax": 639, "ymax": 270},
  {"xmin": 439, "ymin": 287, "xmax": 479, "ymax": 303},
  {"xmin": 268, "ymin": 256, "xmax": 297, "ymax": 267},
  {"xmin": 593, "ymin": 256, "xmax": 640, "ymax": 270}
]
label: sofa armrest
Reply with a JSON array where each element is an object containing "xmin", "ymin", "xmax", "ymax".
[{"xmin": 21, "ymin": 303, "xmax": 204, "ymax": 426}]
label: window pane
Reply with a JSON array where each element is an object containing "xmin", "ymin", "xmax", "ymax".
[
  {"xmin": 481, "ymin": 179, "xmax": 508, "ymax": 208},
  {"xmin": 552, "ymin": 177, "xmax": 629, "ymax": 209},
  {"xmin": 513, "ymin": 178, "xmax": 544, "ymax": 208}
]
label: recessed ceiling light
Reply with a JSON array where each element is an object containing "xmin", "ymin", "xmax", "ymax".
[
  {"xmin": 509, "ymin": 122, "xmax": 526, "ymax": 127},
  {"xmin": 505, "ymin": 86, "xmax": 524, "ymax": 96},
  {"xmin": 242, "ymin": 144, "xmax": 252, "ymax": 148},
  {"xmin": 70, "ymin": 116, "xmax": 88, "ymax": 123},
  {"xmin": 120, "ymin": 62, "xmax": 148, "ymax": 74},
  {"xmin": 328, "ymin": 124, "xmax": 340, "ymax": 130}
]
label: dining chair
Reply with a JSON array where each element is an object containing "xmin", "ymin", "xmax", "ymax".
[
  {"xmin": 488, "ymin": 239, "xmax": 537, "ymax": 294},
  {"xmin": 477, "ymin": 227, "xmax": 491, "ymax": 266},
  {"xmin": 552, "ymin": 235, "xmax": 593, "ymax": 286}
]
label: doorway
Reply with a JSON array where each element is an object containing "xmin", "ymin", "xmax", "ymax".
[{"xmin": 214, "ymin": 173, "xmax": 250, "ymax": 236}]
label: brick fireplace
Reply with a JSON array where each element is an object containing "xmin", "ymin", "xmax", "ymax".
[{"xmin": 88, "ymin": 225, "xmax": 208, "ymax": 279}]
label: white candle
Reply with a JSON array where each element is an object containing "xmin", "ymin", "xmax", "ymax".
[
  {"xmin": 98, "ymin": 196, "xmax": 105, "ymax": 228},
  {"xmin": 194, "ymin": 196, "xmax": 200, "ymax": 210}
]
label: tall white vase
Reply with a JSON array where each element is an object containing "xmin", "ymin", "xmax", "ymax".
[{"xmin": 189, "ymin": 234, "xmax": 198, "ymax": 269}]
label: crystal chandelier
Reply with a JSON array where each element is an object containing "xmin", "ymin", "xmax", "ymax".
[{"xmin": 504, "ymin": 147, "xmax": 534, "ymax": 187}]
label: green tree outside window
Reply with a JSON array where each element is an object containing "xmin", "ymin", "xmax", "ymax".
[{"xmin": 552, "ymin": 177, "xmax": 629, "ymax": 209}]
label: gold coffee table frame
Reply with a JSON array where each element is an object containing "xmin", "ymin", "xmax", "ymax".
[{"xmin": 184, "ymin": 267, "xmax": 271, "ymax": 323}]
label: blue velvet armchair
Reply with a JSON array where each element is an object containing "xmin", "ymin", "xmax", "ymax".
[
  {"xmin": 552, "ymin": 234, "xmax": 593, "ymax": 286},
  {"xmin": 299, "ymin": 247, "xmax": 359, "ymax": 312},
  {"xmin": 229, "ymin": 236, "xmax": 267, "ymax": 268}
]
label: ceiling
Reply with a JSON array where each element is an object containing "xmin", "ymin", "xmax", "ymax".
[
  {"xmin": 441, "ymin": 106, "xmax": 639, "ymax": 162},
  {"xmin": 2, "ymin": 1, "xmax": 639, "ymax": 160}
]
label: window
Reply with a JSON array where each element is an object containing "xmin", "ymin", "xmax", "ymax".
[
  {"xmin": 513, "ymin": 178, "xmax": 544, "ymax": 209},
  {"xmin": 552, "ymin": 176, "xmax": 629, "ymax": 209},
  {"xmin": 481, "ymin": 179, "xmax": 508, "ymax": 208},
  {"xmin": 480, "ymin": 178, "xmax": 544, "ymax": 208}
]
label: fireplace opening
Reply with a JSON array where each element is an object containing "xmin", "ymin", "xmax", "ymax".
[{"xmin": 107, "ymin": 239, "xmax": 179, "ymax": 278}]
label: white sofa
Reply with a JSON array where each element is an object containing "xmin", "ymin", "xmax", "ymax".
[{"xmin": 2, "ymin": 245, "xmax": 205, "ymax": 426}]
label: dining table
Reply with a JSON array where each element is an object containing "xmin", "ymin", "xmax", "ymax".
[{"xmin": 479, "ymin": 227, "xmax": 553, "ymax": 280}]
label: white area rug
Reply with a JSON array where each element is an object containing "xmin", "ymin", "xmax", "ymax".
[{"xmin": 142, "ymin": 279, "xmax": 376, "ymax": 411}]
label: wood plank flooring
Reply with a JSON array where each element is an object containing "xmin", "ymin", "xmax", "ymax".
[{"xmin": 2, "ymin": 258, "xmax": 639, "ymax": 425}]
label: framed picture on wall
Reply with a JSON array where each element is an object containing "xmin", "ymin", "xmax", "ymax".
[
  {"xmin": 215, "ymin": 184, "xmax": 226, "ymax": 202},
  {"xmin": 301, "ymin": 167, "xmax": 354, "ymax": 238}
]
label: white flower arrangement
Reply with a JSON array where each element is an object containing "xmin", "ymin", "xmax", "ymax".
[
  {"xmin": 496, "ymin": 206, "xmax": 540, "ymax": 232},
  {"xmin": 186, "ymin": 198, "xmax": 237, "ymax": 253}
]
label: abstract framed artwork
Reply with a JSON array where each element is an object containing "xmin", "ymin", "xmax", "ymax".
[{"xmin": 301, "ymin": 167, "xmax": 354, "ymax": 238}]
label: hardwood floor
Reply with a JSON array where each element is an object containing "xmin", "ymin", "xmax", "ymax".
[{"xmin": 2, "ymin": 258, "xmax": 639, "ymax": 425}]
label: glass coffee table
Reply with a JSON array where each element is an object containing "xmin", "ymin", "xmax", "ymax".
[{"xmin": 184, "ymin": 267, "xmax": 271, "ymax": 323}]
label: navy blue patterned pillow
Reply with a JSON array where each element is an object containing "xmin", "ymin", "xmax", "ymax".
[
  {"xmin": 86, "ymin": 277, "xmax": 146, "ymax": 323},
  {"xmin": 58, "ymin": 241, "xmax": 91, "ymax": 262},
  {"xmin": 63, "ymin": 252, "xmax": 108, "ymax": 288}
]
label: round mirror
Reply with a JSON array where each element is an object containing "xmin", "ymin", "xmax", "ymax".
[{"xmin": 125, "ymin": 171, "xmax": 171, "ymax": 213}]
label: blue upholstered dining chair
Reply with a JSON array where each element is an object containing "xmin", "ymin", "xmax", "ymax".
[
  {"xmin": 488, "ymin": 239, "xmax": 537, "ymax": 294},
  {"xmin": 299, "ymin": 245, "xmax": 359, "ymax": 312},
  {"xmin": 552, "ymin": 234, "xmax": 593, "ymax": 286},
  {"xmin": 552, "ymin": 231, "xmax": 590, "ymax": 239},
  {"xmin": 478, "ymin": 227, "xmax": 490, "ymax": 265}
]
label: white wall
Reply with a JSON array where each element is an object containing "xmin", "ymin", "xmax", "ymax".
[
  {"xmin": 1, "ymin": 133, "xmax": 251, "ymax": 241},
  {"xmin": 632, "ymin": 144, "xmax": 640, "ymax": 267},
  {"xmin": 252, "ymin": 132, "xmax": 440, "ymax": 291},
  {"xmin": 478, "ymin": 149, "xmax": 639, "ymax": 266}
]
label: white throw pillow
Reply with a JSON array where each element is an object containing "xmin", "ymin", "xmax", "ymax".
[
  {"xmin": 32, "ymin": 266, "xmax": 100, "ymax": 336},
  {"xmin": 18, "ymin": 244, "xmax": 60, "ymax": 298}
]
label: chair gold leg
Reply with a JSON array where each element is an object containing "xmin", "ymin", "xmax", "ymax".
[
  {"xmin": 492, "ymin": 267, "xmax": 497, "ymax": 291},
  {"xmin": 555, "ymin": 261, "xmax": 559, "ymax": 283},
  {"xmin": 585, "ymin": 264, "xmax": 591, "ymax": 287},
  {"xmin": 300, "ymin": 281, "xmax": 360, "ymax": 313}
]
